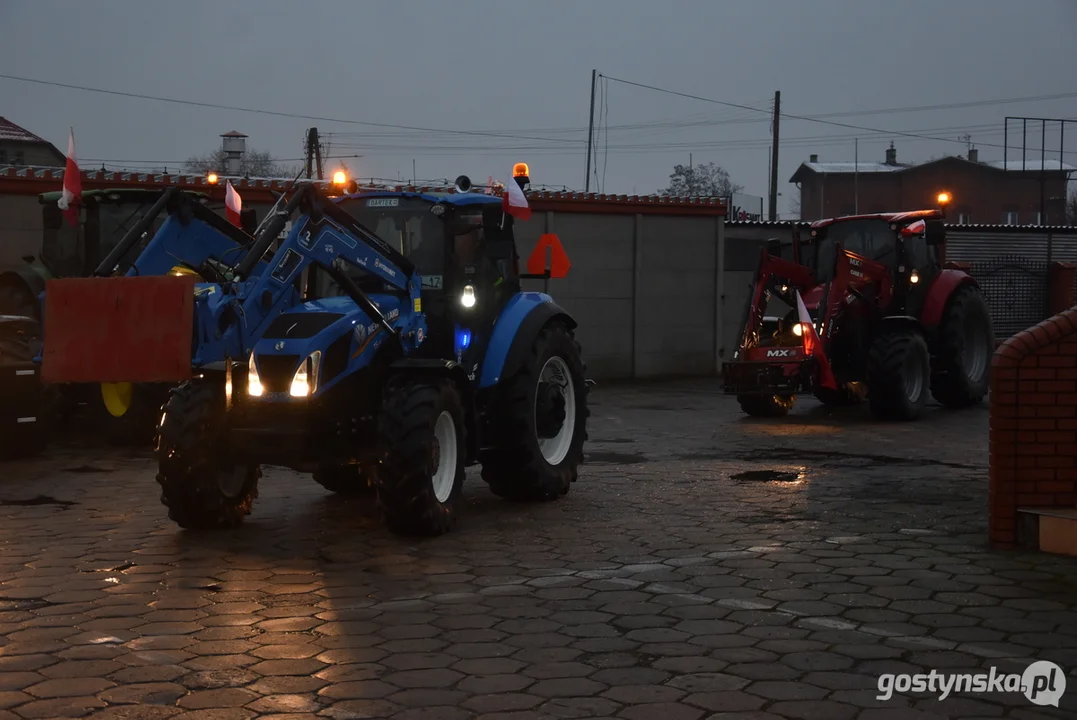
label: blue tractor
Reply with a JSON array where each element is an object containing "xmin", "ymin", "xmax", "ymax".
[{"xmin": 41, "ymin": 168, "xmax": 589, "ymax": 535}]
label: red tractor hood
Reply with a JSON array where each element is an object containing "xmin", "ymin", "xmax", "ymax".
[{"xmin": 800, "ymin": 284, "xmax": 826, "ymax": 310}]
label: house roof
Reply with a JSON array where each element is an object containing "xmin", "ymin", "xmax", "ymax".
[
  {"xmin": 0, "ymin": 117, "xmax": 50, "ymax": 144},
  {"xmin": 789, "ymin": 154, "xmax": 1077, "ymax": 183}
]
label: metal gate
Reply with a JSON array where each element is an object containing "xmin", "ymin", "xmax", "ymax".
[{"xmin": 968, "ymin": 255, "xmax": 1048, "ymax": 339}]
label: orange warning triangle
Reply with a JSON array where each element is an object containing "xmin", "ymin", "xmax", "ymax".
[{"xmin": 526, "ymin": 233, "xmax": 571, "ymax": 279}]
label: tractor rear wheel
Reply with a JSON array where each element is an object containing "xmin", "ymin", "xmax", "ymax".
[
  {"xmin": 156, "ymin": 379, "xmax": 260, "ymax": 529},
  {"xmin": 867, "ymin": 328, "xmax": 931, "ymax": 421},
  {"xmin": 95, "ymin": 382, "xmax": 168, "ymax": 446},
  {"xmin": 374, "ymin": 379, "xmax": 466, "ymax": 535},
  {"xmin": 313, "ymin": 465, "xmax": 375, "ymax": 496},
  {"xmin": 930, "ymin": 285, "xmax": 993, "ymax": 408},
  {"xmin": 738, "ymin": 394, "xmax": 795, "ymax": 417},
  {"xmin": 480, "ymin": 323, "xmax": 589, "ymax": 502}
]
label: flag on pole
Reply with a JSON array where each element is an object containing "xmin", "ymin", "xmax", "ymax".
[
  {"xmin": 55, "ymin": 128, "xmax": 82, "ymax": 226},
  {"xmin": 795, "ymin": 289, "xmax": 838, "ymax": 390},
  {"xmin": 225, "ymin": 181, "xmax": 242, "ymax": 227},
  {"xmin": 501, "ymin": 173, "xmax": 531, "ymax": 221}
]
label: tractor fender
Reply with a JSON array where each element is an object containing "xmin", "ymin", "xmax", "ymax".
[
  {"xmin": 389, "ymin": 358, "xmax": 472, "ymax": 396},
  {"xmin": 920, "ymin": 268, "xmax": 978, "ymax": 328},
  {"xmin": 0, "ymin": 266, "xmax": 48, "ymax": 319},
  {"xmin": 478, "ymin": 292, "xmax": 576, "ymax": 389},
  {"xmin": 873, "ymin": 315, "xmax": 925, "ymax": 339}
]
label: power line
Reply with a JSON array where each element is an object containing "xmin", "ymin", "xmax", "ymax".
[{"xmin": 598, "ymin": 74, "xmax": 1075, "ymax": 150}]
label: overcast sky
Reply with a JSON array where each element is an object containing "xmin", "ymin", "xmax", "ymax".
[{"xmin": 2, "ymin": 0, "xmax": 1075, "ymax": 217}]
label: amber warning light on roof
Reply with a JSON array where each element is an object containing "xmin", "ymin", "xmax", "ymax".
[
  {"xmin": 513, "ymin": 162, "xmax": 530, "ymax": 178},
  {"xmin": 937, "ymin": 191, "xmax": 952, "ymax": 205},
  {"xmin": 206, "ymin": 173, "xmax": 219, "ymax": 185}
]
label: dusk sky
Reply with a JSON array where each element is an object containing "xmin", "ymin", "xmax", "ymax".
[{"xmin": 1, "ymin": 0, "xmax": 1074, "ymax": 217}]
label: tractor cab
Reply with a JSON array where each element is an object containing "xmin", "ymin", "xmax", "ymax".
[
  {"xmin": 325, "ymin": 172, "xmax": 528, "ymax": 366},
  {"xmin": 793, "ymin": 205, "xmax": 947, "ymax": 317}
]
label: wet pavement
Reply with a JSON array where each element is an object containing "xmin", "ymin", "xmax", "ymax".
[{"xmin": 1, "ymin": 378, "xmax": 1076, "ymax": 720}]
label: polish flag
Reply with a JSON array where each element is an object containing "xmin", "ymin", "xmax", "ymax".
[
  {"xmin": 502, "ymin": 173, "xmax": 531, "ymax": 221},
  {"xmin": 225, "ymin": 181, "xmax": 242, "ymax": 227},
  {"xmin": 55, "ymin": 128, "xmax": 82, "ymax": 226},
  {"xmin": 795, "ymin": 289, "xmax": 838, "ymax": 390}
]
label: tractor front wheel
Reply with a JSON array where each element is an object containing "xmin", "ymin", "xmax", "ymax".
[
  {"xmin": 313, "ymin": 465, "xmax": 375, "ymax": 496},
  {"xmin": 374, "ymin": 379, "xmax": 466, "ymax": 535},
  {"xmin": 930, "ymin": 285, "xmax": 993, "ymax": 408},
  {"xmin": 738, "ymin": 394, "xmax": 795, "ymax": 417},
  {"xmin": 156, "ymin": 380, "xmax": 260, "ymax": 529},
  {"xmin": 480, "ymin": 323, "xmax": 589, "ymax": 502},
  {"xmin": 867, "ymin": 329, "xmax": 931, "ymax": 421}
]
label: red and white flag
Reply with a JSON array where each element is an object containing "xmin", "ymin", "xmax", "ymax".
[
  {"xmin": 55, "ymin": 127, "xmax": 82, "ymax": 226},
  {"xmin": 795, "ymin": 289, "xmax": 838, "ymax": 390},
  {"xmin": 502, "ymin": 172, "xmax": 531, "ymax": 221},
  {"xmin": 225, "ymin": 181, "xmax": 242, "ymax": 227}
]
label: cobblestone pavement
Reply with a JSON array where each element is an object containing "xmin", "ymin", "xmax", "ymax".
[{"xmin": 1, "ymin": 379, "xmax": 1076, "ymax": 720}]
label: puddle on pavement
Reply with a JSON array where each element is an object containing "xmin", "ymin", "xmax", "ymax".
[
  {"xmin": 0, "ymin": 495, "xmax": 75, "ymax": 507},
  {"xmin": 730, "ymin": 469, "xmax": 804, "ymax": 483},
  {"xmin": 586, "ymin": 451, "xmax": 648, "ymax": 464},
  {"xmin": 64, "ymin": 465, "xmax": 109, "ymax": 474}
]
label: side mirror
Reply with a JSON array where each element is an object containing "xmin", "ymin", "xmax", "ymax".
[{"xmin": 765, "ymin": 238, "xmax": 782, "ymax": 256}]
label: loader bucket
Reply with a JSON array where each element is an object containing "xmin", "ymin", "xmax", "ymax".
[{"xmin": 40, "ymin": 276, "xmax": 195, "ymax": 384}]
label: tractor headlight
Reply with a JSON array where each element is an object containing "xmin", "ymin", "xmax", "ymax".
[
  {"xmin": 290, "ymin": 351, "xmax": 321, "ymax": 398},
  {"xmin": 461, "ymin": 284, "xmax": 476, "ymax": 308},
  {"xmin": 248, "ymin": 353, "xmax": 263, "ymax": 397},
  {"xmin": 792, "ymin": 322, "xmax": 804, "ymax": 337},
  {"xmin": 909, "ymin": 269, "xmax": 920, "ymax": 284}
]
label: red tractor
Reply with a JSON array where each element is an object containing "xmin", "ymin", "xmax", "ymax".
[{"xmin": 723, "ymin": 199, "xmax": 994, "ymax": 421}]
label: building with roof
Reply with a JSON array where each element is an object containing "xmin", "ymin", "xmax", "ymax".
[
  {"xmin": 0, "ymin": 118, "xmax": 64, "ymax": 168},
  {"xmin": 789, "ymin": 143, "xmax": 1075, "ymax": 225}
]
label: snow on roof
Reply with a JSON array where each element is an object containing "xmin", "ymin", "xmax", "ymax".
[
  {"xmin": 983, "ymin": 159, "xmax": 1077, "ymax": 172},
  {"xmin": 0, "ymin": 117, "xmax": 49, "ymax": 144},
  {"xmin": 798, "ymin": 161, "xmax": 906, "ymax": 174}
]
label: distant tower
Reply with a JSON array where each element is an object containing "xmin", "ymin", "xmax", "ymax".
[{"xmin": 220, "ymin": 131, "xmax": 248, "ymax": 175}]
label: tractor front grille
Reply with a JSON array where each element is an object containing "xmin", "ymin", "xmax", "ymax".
[{"xmin": 255, "ymin": 354, "xmax": 299, "ymax": 394}]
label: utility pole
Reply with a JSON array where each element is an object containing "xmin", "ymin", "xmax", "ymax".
[
  {"xmin": 689, "ymin": 153, "xmax": 693, "ymax": 195},
  {"xmin": 854, "ymin": 138, "xmax": 859, "ymax": 214},
  {"xmin": 768, "ymin": 90, "xmax": 781, "ymax": 221},
  {"xmin": 585, "ymin": 69, "xmax": 597, "ymax": 192},
  {"xmin": 305, "ymin": 127, "xmax": 324, "ymax": 180}
]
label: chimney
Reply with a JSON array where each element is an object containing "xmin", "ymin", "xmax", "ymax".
[
  {"xmin": 220, "ymin": 130, "xmax": 248, "ymax": 176},
  {"xmin": 968, "ymin": 147, "xmax": 979, "ymax": 163},
  {"xmin": 809, "ymin": 154, "xmax": 818, "ymax": 163},
  {"xmin": 885, "ymin": 142, "xmax": 897, "ymax": 166}
]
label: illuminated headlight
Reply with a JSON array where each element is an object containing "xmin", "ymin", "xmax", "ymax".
[
  {"xmin": 792, "ymin": 322, "xmax": 805, "ymax": 337},
  {"xmin": 290, "ymin": 351, "xmax": 321, "ymax": 398},
  {"xmin": 248, "ymin": 353, "xmax": 263, "ymax": 397},
  {"xmin": 909, "ymin": 270, "xmax": 920, "ymax": 284},
  {"xmin": 779, "ymin": 284, "xmax": 789, "ymax": 293},
  {"xmin": 461, "ymin": 285, "xmax": 476, "ymax": 308}
]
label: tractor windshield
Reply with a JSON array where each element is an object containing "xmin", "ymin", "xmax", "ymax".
[
  {"xmin": 801, "ymin": 218, "xmax": 897, "ymax": 283},
  {"xmin": 337, "ymin": 196, "xmax": 447, "ymax": 276}
]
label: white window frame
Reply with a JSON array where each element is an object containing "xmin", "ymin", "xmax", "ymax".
[
  {"xmin": 1004, "ymin": 211, "xmax": 1018, "ymax": 225},
  {"xmin": 958, "ymin": 213, "xmax": 971, "ymax": 225}
]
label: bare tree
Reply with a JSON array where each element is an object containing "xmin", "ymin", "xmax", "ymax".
[
  {"xmin": 661, "ymin": 161, "xmax": 742, "ymax": 197},
  {"xmin": 788, "ymin": 195, "xmax": 802, "ymax": 220},
  {"xmin": 183, "ymin": 148, "xmax": 301, "ymax": 178}
]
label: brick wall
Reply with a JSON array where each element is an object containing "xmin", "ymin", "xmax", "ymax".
[{"xmin": 989, "ymin": 308, "xmax": 1077, "ymax": 548}]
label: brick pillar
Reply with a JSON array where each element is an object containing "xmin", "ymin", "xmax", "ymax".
[
  {"xmin": 989, "ymin": 308, "xmax": 1077, "ymax": 548},
  {"xmin": 1048, "ymin": 262, "xmax": 1076, "ymax": 315}
]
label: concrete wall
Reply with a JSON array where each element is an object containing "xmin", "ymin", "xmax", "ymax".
[{"xmin": 514, "ymin": 211, "xmax": 724, "ymax": 380}]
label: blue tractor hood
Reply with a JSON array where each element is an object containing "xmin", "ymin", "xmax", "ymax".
[{"xmin": 249, "ymin": 294, "xmax": 404, "ymax": 399}]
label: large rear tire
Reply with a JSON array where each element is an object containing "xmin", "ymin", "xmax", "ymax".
[
  {"xmin": 313, "ymin": 465, "xmax": 375, "ymax": 496},
  {"xmin": 738, "ymin": 394, "xmax": 795, "ymax": 417},
  {"xmin": 0, "ymin": 282, "xmax": 39, "ymax": 323},
  {"xmin": 930, "ymin": 284, "xmax": 993, "ymax": 408},
  {"xmin": 480, "ymin": 323, "xmax": 589, "ymax": 502},
  {"xmin": 867, "ymin": 329, "xmax": 930, "ymax": 421},
  {"xmin": 374, "ymin": 379, "xmax": 466, "ymax": 536},
  {"xmin": 95, "ymin": 382, "xmax": 168, "ymax": 446},
  {"xmin": 156, "ymin": 380, "xmax": 260, "ymax": 529}
]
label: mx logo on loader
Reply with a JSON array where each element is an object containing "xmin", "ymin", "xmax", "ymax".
[{"xmin": 766, "ymin": 348, "xmax": 797, "ymax": 358}]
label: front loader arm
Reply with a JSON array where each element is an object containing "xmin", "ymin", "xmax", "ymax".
[
  {"xmin": 737, "ymin": 248, "xmax": 816, "ymax": 353},
  {"xmin": 817, "ymin": 247, "xmax": 893, "ymax": 344}
]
